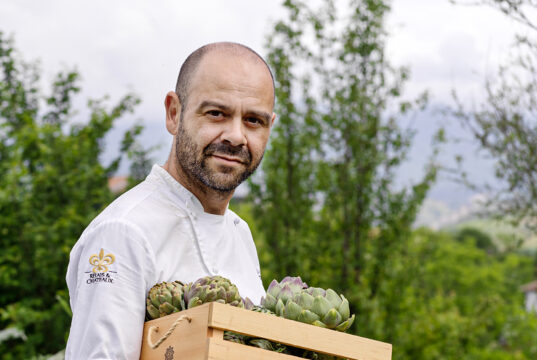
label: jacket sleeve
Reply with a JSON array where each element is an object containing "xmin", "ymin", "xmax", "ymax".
[{"xmin": 65, "ymin": 220, "xmax": 155, "ymax": 360}]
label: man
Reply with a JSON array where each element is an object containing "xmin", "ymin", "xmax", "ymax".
[{"xmin": 65, "ymin": 42, "xmax": 276, "ymax": 359}]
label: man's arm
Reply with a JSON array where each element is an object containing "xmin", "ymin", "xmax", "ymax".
[{"xmin": 65, "ymin": 220, "xmax": 154, "ymax": 360}]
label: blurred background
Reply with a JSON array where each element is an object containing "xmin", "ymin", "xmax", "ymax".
[{"xmin": 1, "ymin": 0, "xmax": 537, "ymax": 358}]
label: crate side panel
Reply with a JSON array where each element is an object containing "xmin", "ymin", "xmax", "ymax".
[
  {"xmin": 140, "ymin": 304, "xmax": 211, "ymax": 360},
  {"xmin": 208, "ymin": 303, "xmax": 392, "ymax": 360}
]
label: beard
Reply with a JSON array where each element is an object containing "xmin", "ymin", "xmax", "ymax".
[{"xmin": 174, "ymin": 119, "xmax": 263, "ymax": 194}]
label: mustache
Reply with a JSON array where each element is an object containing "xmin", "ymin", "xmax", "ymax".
[{"xmin": 204, "ymin": 143, "xmax": 251, "ymax": 164}]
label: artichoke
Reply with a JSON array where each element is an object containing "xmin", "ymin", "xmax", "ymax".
[
  {"xmin": 277, "ymin": 287, "xmax": 355, "ymax": 332},
  {"xmin": 251, "ymin": 305, "xmax": 276, "ymax": 315},
  {"xmin": 243, "ymin": 296, "xmax": 255, "ymax": 310},
  {"xmin": 261, "ymin": 276, "xmax": 308, "ymax": 313},
  {"xmin": 146, "ymin": 281, "xmax": 185, "ymax": 320},
  {"xmin": 248, "ymin": 338, "xmax": 288, "ymax": 353},
  {"xmin": 183, "ymin": 276, "xmax": 244, "ymax": 309},
  {"xmin": 223, "ymin": 331, "xmax": 247, "ymax": 344},
  {"xmin": 223, "ymin": 332, "xmax": 288, "ymax": 354}
]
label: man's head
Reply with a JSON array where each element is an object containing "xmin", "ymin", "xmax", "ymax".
[
  {"xmin": 175, "ymin": 42, "xmax": 275, "ymax": 112},
  {"xmin": 164, "ymin": 42, "xmax": 276, "ymax": 196}
]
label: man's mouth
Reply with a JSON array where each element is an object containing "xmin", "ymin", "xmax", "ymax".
[
  {"xmin": 211, "ymin": 154, "xmax": 247, "ymax": 164},
  {"xmin": 204, "ymin": 143, "xmax": 251, "ymax": 165}
]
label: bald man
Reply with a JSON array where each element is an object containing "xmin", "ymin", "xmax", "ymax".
[{"xmin": 65, "ymin": 43, "xmax": 276, "ymax": 360}]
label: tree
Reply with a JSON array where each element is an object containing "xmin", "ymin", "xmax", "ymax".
[
  {"xmin": 0, "ymin": 32, "xmax": 149, "ymax": 358},
  {"xmin": 238, "ymin": 1, "xmax": 537, "ymax": 357},
  {"xmin": 455, "ymin": 227, "xmax": 497, "ymax": 254},
  {"xmin": 450, "ymin": 0, "xmax": 537, "ymax": 227},
  {"xmin": 385, "ymin": 228, "xmax": 536, "ymax": 359},
  {"xmin": 250, "ymin": 0, "xmax": 440, "ymax": 341},
  {"xmin": 451, "ymin": 1, "xmax": 537, "ymax": 29},
  {"xmin": 248, "ymin": 0, "xmax": 322, "ymax": 283}
]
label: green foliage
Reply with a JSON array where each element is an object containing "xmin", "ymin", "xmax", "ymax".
[
  {"xmin": 244, "ymin": 0, "xmax": 537, "ymax": 358},
  {"xmin": 451, "ymin": 0, "xmax": 537, "ymax": 30},
  {"xmin": 383, "ymin": 228, "xmax": 536, "ymax": 359},
  {"xmin": 237, "ymin": 195, "xmax": 537, "ymax": 358},
  {"xmin": 0, "ymin": 32, "xmax": 148, "ymax": 358},
  {"xmin": 251, "ymin": 0, "xmax": 439, "ymax": 332},
  {"xmin": 2, "ymin": 0, "xmax": 536, "ymax": 357},
  {"xmin": 450, "ymin": 0, "xmax": 537, "ymax": 228},
  {"xmin": 248, "ymin": 0, "xmax": 321, "ymax": 281},
  {"xmin": 455, "ymin": 227, "xmax": 497, "ymax": 254}
]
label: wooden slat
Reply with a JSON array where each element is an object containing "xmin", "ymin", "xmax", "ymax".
[
  {"xmin": 208, "ymin": 302, "xmax": 392, "ymax": 360},
  {"xmin": 207, "ymin": 328, "xmax": 224, "ymax": 339},
  {"xmin": 207, "ymin": 338, "xmax": 302, "ymax": 360}
]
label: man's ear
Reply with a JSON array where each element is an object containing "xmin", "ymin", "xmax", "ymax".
[
  {"xmin": 270, "ymin": 112, "xmax": 276, "ymax": 127},
  {"xmin": 165, "ymin": 91, "xmax": 181, "ymax": 135}
]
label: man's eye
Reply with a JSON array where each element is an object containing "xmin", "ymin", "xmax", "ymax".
[
  {"xmin": 246, "ymin": 117, "xmax": 262, "ymax": 125},
  {"xmin": 207, "ymin": 110, "xmax": 224, "ymax": 118}
]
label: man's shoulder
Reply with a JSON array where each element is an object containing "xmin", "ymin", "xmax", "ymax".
[
  {"xmin": 226, "ymin": 208, "xmax": 248, "ymax": 227},
  {"xmin": 80, "ymin": 175, "xmax": 190, "ymax": 250},
  {"xmin": 82, "ymin": 177, "xmax": 176, "ymax": 244},
  {"xmin": 225, "ymin": 208, "xmax": 254, "ymax": 240},
  {"xmin": 90, "ymin": 180, "xmax": 156, "ymax": 227}
]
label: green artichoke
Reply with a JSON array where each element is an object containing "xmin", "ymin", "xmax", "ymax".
[
  {"xmin": 223, "ymin": 332, "xmax": 288, "ymax": 354},
  {"xmin": 248, "ymin": 338, "xmax": 288, "ymax": 353},
  {"xmin": 223, "ymin": 331, "xmax": 247, "ymax": 344},
  {"xmin": 244, "ymin": 297, "xmax": 276, "ymax": 315},
  {"xmin": 183, "ymin": 276, "xmax": 244, "ymax": 309},
  {"xmin": 251, "ymin": 305, "xmax": 276, "ymax": 315},
  {"xmin": 243, "ymin": 296, "xmax": 255, "ymax": 310},
  {"xmin": 261, "ymin": 276, "xmax": 308, "ymax": 313},
  {"xmin": 146, "ymin": 280, "xmax": 185, "ymax": 320},
  {"xmin": 278, "ymin": 287, "xmax": 355, "ymax": 332}
]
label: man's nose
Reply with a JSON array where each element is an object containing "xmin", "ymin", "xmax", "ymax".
[{"xmin": 222, "ymin": 117, "xmax": 247, "ymax": 147}]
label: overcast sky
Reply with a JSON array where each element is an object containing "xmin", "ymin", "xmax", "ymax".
[
  {"xmin": 0, "ymin": 1, "xmax": 519, "ymax": 103},
  {"xmin": 0, "ymin": 0, "xmax": 527, "ymax": 209}
]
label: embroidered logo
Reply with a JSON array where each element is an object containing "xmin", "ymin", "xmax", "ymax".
[
  {"xmin": 89, "ymin": 248, "xmax": 115, "ymax": 273},
  {"xmin": 85, "ymin": 248, "xmax": 117, "ymax": 285}
]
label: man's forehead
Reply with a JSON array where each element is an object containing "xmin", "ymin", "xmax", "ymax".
[
  {"xmin": 196, "ymin": 50, "xmax": 272, "ymax": 81},
  {"xmin": 189, "ymin": 51, "xmax": 275, "ymax": 105}
]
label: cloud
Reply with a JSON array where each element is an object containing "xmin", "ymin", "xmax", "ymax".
[
  {"xmin": 386, "ymin": 0, "xmax": 519, "ymax": 104},
  {"xmin": 0, "ymin": 0, "xmax": 284, "ymax": 173},
  {"xmin": 0, "ymin": 0, "xmax": 519, "ymax": 210},
  {"xmin": 415, "ymin": 193, "xmax": 489, "ymax": 229}
]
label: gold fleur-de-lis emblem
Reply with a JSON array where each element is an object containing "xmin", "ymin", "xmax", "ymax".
[{"xmin": 89, "ymin": 248, "xmax": 115, "ymax": 273}]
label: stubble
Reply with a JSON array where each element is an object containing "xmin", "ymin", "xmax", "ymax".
[{"xmin": 174, "ymin": 119, "xmax": 262, "ymax": 194}]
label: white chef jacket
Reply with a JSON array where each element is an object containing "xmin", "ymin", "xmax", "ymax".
[{"xmin": 65, "ymin": 164, "xmax": 265, "ymax": 360}]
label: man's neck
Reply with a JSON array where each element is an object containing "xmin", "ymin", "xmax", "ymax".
[{"xmin": 163, "ymin": 161, "xmax": 232, "ymax": 215}]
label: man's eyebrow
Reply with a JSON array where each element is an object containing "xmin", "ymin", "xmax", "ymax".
[
  {"xmin": 247, "ymin": 110, "xmax": 272, "ymax": 124},
  {"xmin": 198, "ymin": 100, "xmax": 232, "ymax": 113}
]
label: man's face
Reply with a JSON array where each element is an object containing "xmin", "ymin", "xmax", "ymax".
[{"xmin": 174, "ymin": 51, "xmax": 275, "ymax": 193}]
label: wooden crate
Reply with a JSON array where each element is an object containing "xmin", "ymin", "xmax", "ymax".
[{"xmin": 140, "ymin": 302, "xmax": 391, "ymax": 360}]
